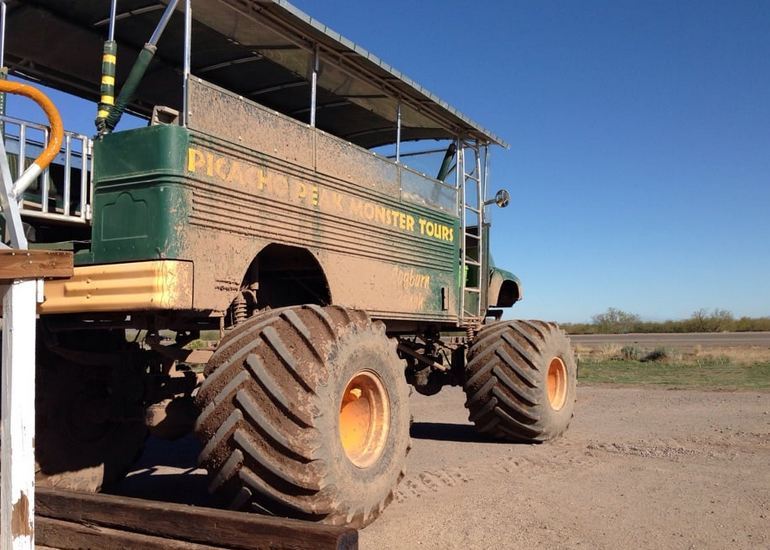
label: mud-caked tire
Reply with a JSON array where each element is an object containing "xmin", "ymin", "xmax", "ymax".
[
  {"xmin": 195, "ymin": 305, "xmax": 410, "ymax": 528},
  {"xmin": 463, "ymin": 320, "xmax": 576, "ymax": 442}
]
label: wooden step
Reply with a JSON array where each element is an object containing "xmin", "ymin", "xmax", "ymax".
[{"xmin": 35, "ymin": 487, "xmax": 357, "ymax": 550}]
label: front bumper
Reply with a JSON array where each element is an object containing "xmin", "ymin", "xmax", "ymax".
[{"xmin": 39, "ymin": 260, "xmax": 193, "ymax": 314}]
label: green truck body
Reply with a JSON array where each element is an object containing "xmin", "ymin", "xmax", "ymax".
[{"xmin": 74, "ymin": 78, "xmax": 518, "ymax": 327}]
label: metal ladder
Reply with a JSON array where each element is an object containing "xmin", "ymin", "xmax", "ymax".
[{"xmin": 458, "ymin": 139, "xmax": 485, "ymax": 324}]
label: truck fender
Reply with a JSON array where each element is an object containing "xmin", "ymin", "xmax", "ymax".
[{"xmin": 488, "ymin": 268, "xmax": 522, "ymax": 307}]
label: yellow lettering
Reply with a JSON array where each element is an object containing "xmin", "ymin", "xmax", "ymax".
[
  {"xmin": 375, "ymin": 205, "xmax": 387, "ymax": 225},
  {"xmin": 418, "ymin": 218, "xmax": 427, "ymax": 234},
  {"xmin": 256, "ymin": 168, "xmax": 268, "ymax": 190},
  {"xmin": 226, "ymin": 160, "xmax": 242, "ymax": 184},
  {"xmin": 295, "ymin": 181, "xmax": 308, "ymax": 201},
  {"xmin": 393, "ymin": 266, "xmax": 432, "ymax": 289},
  {"xmin": 206, "ymin": 152, "xmax": 214, "ymax": 177},
  {"xmin": 215, "ymin": 157, "xmax": 228, "ymax": 180},
  {"xmin": 363, "ymin": 203, "xmax": 375, "ymax": 220},
  {"xmin": 187, "ymin": 148, "xmax": 205, "ymax": 173},
  {"xmin": 406, "ymin": 215, "xmax": 415, "ymax": 232}
]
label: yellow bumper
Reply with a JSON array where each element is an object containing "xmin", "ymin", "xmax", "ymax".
[{"xmin": 39, "ymin": 260, "xmax": 193, "ymax": 314}]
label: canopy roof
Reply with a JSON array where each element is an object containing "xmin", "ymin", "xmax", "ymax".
[{"xmin": 4, "ymin": 0, "xmax": 507, "ymax": 149}]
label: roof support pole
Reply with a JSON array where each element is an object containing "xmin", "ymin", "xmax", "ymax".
[
  {"xmin": 107, "ymin": 0, "xmax": 117, "ymax": 41},
  {"xmin": 482, "ymin": 143, "xmax": 489, "ymax": 202},
  {"xmin": 0, "ymin": 1, "xmax": 7, "ymax": 124},
  {"xmin": 395, "ymin": 102, "xmax": 402, "ymax": 163},
  {"xmin": 0, "ymin": 1, "xmax": 6, "ymax": 69},
  {"xmin": 309, "ymin": 45, "xmax": 319, "ymax": 127},
  {"xmin": 182, "ymin": 0, "xmax": 192, "ymax": 127}
]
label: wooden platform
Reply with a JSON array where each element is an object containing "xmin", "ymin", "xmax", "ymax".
[
  {"xmin": 35, "ymin": 488, "xmax": 357, "ymax": 550},
  {"xmin": 0, "ymin": 249, "xmax": 73, "ymax": 281}
]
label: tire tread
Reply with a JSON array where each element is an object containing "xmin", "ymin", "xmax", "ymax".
[
  {"xmin": 463, "ymin": 319, "xmax": 576, "ymax": 442},
  {"xmin": 195, "ymin": 305, "xmax": 408, "ymax": 528}
]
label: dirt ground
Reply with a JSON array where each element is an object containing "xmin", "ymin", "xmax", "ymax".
[{"xmin": 116, "ymin": 385, "xmax": 770, "ymax": 549}]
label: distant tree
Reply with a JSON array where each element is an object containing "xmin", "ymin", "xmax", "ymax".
[
  {"xmin": 591, "ymin": 308, "xmax": 641, "ymax": 334},
  {"xmin": 563, "ymin": 310, "xmax": 769, "ymax": 335},
  {"xmin": 688, "ymin": 308, "xmax": 734, "ymax": 332}
]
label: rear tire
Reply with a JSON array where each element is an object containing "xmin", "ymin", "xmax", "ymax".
[
  {"xmin": 463, "ymin": 320, "xmax": 576, "ymax": 442},
  {"xmin": 35, "ymin": 342, "xmax": 147, "ymax": 492},
  {"xmin": 195, "ymin": 305, "xmax": 410, "ymax": 527}
]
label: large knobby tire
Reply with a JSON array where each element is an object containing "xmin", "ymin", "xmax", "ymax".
[
  {"xmin": 463, "ymin": 320, "xmax": 576, "ymax": 442},
  {"xmin": 35, "ymin": 346, "xmax": 147, "ymax": 492},
  {"xmin": 194, "ymin": 305, "xmax": 410, "ymax": 528}
]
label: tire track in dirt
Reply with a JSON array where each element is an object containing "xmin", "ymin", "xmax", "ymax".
[
  {"xmin": 394, "ymin": 467, "xmax": 471, "ymax": 502},
  {"xmin": 394, "ymin": 438, "xmax": 597, "ymax": 503},
  {"xmin": 394, "ymin": 427, "xmax": 770, "ymax": 504},
  {"xmin": 586, "ymin": 432, "xmax": 770, "ymax": 462}
]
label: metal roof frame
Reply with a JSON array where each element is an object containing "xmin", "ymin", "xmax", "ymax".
[
  {"xmin": 245, "ymin": 0, "xmax": 508, "ymax": 148},
  {"xmin": 2, "ymin": 0, "xmax": 508, "ymax": 149}
]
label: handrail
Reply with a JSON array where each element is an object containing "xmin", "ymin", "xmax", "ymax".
[
  {"xmin": 0, "ymin": 113, "xmax": 94, "ymax": 225},
  {"xmin": 0, "ymin": 80, "xmax": 64, "ymax": 197}
]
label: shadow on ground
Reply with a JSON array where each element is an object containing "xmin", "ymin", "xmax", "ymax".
[
  {"xmin": 410, "ymin": 421, "xmax": 514, "ymax": 444},
  {"xmin": 107, "ymin": 435, "xmax": 214, "ymax": 507}
]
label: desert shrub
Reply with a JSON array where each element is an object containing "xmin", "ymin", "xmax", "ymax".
[
  {"xmin": 620, "ymin": 345, "xmax": 641, "ymax": 360},
  {"xmin": 641, "ymin": 348, "xmax": 669, "ymax": 362}
]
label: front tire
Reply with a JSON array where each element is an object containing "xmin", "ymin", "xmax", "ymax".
[
  {"xmin": 195, "ymin": 305, "xmax": 410, "ymax": 527},
  {"xmin": 463, "ymin": 320, "xmax": 576, "ymax": 442}
]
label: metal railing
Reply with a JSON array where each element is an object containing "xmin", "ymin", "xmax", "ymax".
[{"xmin": 1, "ymin": 114, "xmax": 93, "ymax": 225}]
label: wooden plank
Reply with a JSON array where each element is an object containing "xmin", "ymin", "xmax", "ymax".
[
  {"xmin": 36, "ymin": 488, "xmax": 358, "ymax": 550},
  {"xmin": 0, "ymin": 250, "xmax": 73, "ymax": 281},
  {"xmin": 36, "ymin": 517, "xmax": 223, "ymax": 550},
  {"xmin": 1, "ymin": 281, "xmax": 39, "ymax": 550}
]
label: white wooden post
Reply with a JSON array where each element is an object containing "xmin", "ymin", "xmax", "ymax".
[{"xmin": 1, "ymin": 279, "xmax": 38, "ymax": 550}]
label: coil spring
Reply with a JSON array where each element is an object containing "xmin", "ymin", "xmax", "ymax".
[{"xmin": 233, "ymin": 293, "xmax": 248, "ymax": 325}]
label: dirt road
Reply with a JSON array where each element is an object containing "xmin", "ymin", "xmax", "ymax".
[
  {"xmin": 570, "ymin": 331, "xmax": 770, "ymax": 348},
  {"xmin": 115, "ymin": 386, "xmax": 770, "ymax": 549}
]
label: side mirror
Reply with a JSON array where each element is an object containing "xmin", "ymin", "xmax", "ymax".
[{"xmin": 485, "ymin": 189, "xmax": 510, "ymax": 208}]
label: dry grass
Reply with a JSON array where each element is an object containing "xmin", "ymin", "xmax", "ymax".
[
  {"xmin": 574, "ymin": 343, "xmax": 770, "ymax": 365},
  {"xmin": 575, "ymin": 342, "xmax": 770, "ymax": 389}
]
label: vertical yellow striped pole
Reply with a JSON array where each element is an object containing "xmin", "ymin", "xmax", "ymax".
[{"xmin": 96, "ymin": 41, "xmax": 117, "ymax": 131}]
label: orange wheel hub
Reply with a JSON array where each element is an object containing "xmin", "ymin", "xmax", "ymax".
[
  {"xmin": 339, "ymin": 371, "xmax": 390, "ymax": 468},
  {"xmin": 546, "ymin": 357, "xmax": 568, "ymax": 411}
]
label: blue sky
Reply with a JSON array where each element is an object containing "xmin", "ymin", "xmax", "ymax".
[
  {"xmin": 8, "ymin": 1, "xmax": 769, "ymax": 323},
  {"xmin": 290, "ymin": 0, "xmax": 770, "ymax": 322}
]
